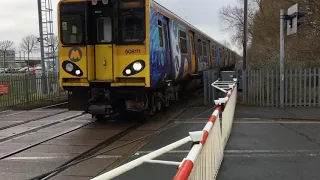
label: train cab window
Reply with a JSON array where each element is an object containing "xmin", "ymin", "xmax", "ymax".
[
  {"xmin": 119, "ymin": 10, "xmax": 145, "ymax": 43},
  {"xmin": 179, "ymin": 30, "xmax": 187, "ymax": 54},
  {"xmin": 158, "ymin": 21, "xmax": 164, "ymax": 47},
  {"xmin": 60, "ymin": 15, "xmax": 84, "ymax": 44},
  {"xmin": 97, "ymin": 17, "xmax": 112, "ymax": 43}
]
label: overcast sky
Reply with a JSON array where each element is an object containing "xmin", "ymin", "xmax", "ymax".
[{"xmin": 0, "ymin": 0, "xmax": 240, "ymax": 54}]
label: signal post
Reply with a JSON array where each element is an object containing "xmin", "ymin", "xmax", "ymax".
[{"xmin": 279, "ymin": 4, "xmax": 307, "ymax": 107}]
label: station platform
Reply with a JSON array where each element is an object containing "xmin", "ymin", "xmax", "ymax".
[{"xmin": 103, "ymin": 104, "xmax": 320, "ymax": 180}]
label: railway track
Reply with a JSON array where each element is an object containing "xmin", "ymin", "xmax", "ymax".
[
  {"xmin": 0, "ymin": 88, "xmax": 203, "ymax": 180},
  {"xmin": 0, "ymin": 102, "xmax": 68, "ymax": 118},
  {"xmin": 31, "ymin": 114, "xmax": 161, "ymax": 180},
  {"xmin": 0, "ymin": 102, "xmax": 70, "ymax": 131},
  {"xmin": 0, "ymin": 111, "xmax": 85, "ymax": 144},
  {"xmin": 0, "ymin": 112, "xmax": 88, "ymax": 160},
  {"xmin": 27, "ymin": 90, "xmax": 202, "ymax": 180}
]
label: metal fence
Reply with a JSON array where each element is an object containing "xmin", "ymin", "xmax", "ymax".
[
  {"xmin": 203, "ymin": 69, "xmax": 221, "ymax": 105},
  {"xmin": 0, "ymin": 73, "xmax": 67, "ymax": 111},
  {"xmin": 245, "ymin": 68, "xmax": 320, "ymax": 107}
]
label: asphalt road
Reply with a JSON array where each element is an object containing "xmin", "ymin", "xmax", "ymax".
[
  {"xmin": 101, "ymin": 106, "xmax": 320, "ymax": 180},
  {"xmin": 217, "ymin": 121, "xmax": 320, "ymax": 180}
]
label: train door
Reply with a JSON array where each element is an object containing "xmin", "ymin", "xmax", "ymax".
[
  {"xmin": 160, "ymin": 18, "xmax": 172, "ymax": 79},
  {"xmin": 93, "ymin": 5, "xmax": 114, "ymax": 81},
  {"xmin": 189, "ymin": 31, "xmax": 196, "ymax": 74}
]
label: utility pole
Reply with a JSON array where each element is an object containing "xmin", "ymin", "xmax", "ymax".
[
  {"xmin": 37, "ymin": 0, "xmax": 47, "ymax": 94},
  {"xmin": 280, "ymin": 9, "xmax": 285, "ymax": 107},
  {"xmin": 280, "ymin": 4, "xmax": 308, "ymax": 107},
  {"xmin": 242, "ymin": 0, "xmax": 248, "ymax": 104}
]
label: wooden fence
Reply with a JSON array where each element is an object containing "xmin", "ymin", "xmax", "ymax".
[{"xmin": 245, "ymin": 68, "xmax": 320, "ymax": 107}]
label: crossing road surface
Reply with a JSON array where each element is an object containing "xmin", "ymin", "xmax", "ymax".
[
  {"xmin": 217, "ymin": 106, "xmax": 320, "ymax": 180},
  {"xmin": 103, "ymin": 105, "xmax": 320, "ymax": 180}
]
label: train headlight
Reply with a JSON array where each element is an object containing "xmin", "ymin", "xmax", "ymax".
[
  {"xmin": 125, "ymin": 69, "xmax": 131, "ymax": 75},
  {"xmin": 62, "ymin": 61, "xmax": 83, "ymax": 77},
  {"xmin": 133, "ymin": 62, "xmax": 143, "ymax": 71},
  {"xmin": 75, "ymin": 70, "xmax": 81, "ymax": 75},
  {"xmin": 65, "ymin": 63, "xmax": 74, "ymax": 72},
  {"xmin": 122, "ymin": 60, "xmax": 145, "ymax": 76}
]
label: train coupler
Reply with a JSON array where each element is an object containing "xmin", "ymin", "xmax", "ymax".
[{"xmin": 88, "ymin": 104, "xmax": 113, "ymax": 115}]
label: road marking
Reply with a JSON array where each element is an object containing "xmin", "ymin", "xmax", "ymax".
[
  {"xmin": 135, "ymin": 149, "xmax": 320, "ymax": 155},
  {"xmin": 224, "ymin": 153, "xmax": 320, "ymax": 157},
  {"xmin": 174, "ymin": 119, "xmax": 320, "ymax": 124},
  {"xmin": 5, "ymin": 156, "xmax": 72, "ymax": 160},
  {"xmin": 4, "ymin": 155, "xmax": 122, "ymax": 160},
  {"xmin": 224, "ymin": 149, "xmax": 320, "ymax": 153}
]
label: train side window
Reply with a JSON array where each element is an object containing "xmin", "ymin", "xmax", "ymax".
[
  {"xmin": 60, "ymin": 15, "xmax": 84, "ymax": 44},
  {"xmin": 162, "ymin": 23, "xmax": 168, "ymax": 48},
  {"xmin": 197, "ymin": 39, "xmax": 203, "ymax": 56},
  {"xmin": 212, "ymin": 45, "xmax": 215, "ymax": 58},
  {"xmin": 97, "ymin": 17, "xmax": 112, "ymax": 43},
  {"xmin": 220, "ymin": 47, "xmax": 224, "ymax": 58},
  {"xmin": 179, "ymin": 30, "xmax": 187, "ymax": 54},
  {"xmin": 158, "ymin": 21, "xmax": 164, "ymax": 47},
  {"xmin": 203, "ymin": 41, "xmax": 207, "ymax": 56}
]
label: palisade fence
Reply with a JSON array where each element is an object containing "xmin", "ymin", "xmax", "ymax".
[
  {"xmin": 0, "ymin": 73, "xmax": 67, "ymax": 111},
  {"xmin": 245, "ymin": 68, "xmax": 320, "ymax": 107}
]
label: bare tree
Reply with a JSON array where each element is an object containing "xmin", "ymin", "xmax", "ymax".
[
  {"xmin": 220, "ymin": 0, "xmax": 320, "ymax": 70},
  {"xmin": 0, "ymin": 40, "xmax": 14, "ymax": 71},
  {"xmin": 20, "ymin": 34, "xmax": 39, "ymax": 71},
  {"xmin": 47, "ymin": 35, "xmax": 58, "ymax": 69},
  {"xmin": 219, "ymin": 0, "xmax": 261, "ymax": 49}
]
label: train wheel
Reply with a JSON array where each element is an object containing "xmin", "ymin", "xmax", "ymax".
[
  {"xmin": 95, "ymin": 115, "xmax": 105, "ymax": 121},
  {"xmin": 156, "ymin": 101, "xmax": 161, "ymax": 111}
]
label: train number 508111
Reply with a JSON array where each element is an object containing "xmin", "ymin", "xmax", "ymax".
[{"xmin": 125, "ymin": 49, "xmax": 141, "ymax": 54}]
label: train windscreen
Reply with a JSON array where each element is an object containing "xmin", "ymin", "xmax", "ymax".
[
  {"xmin": 118, "ymin": 0, "xmax": 145, "ymax": 44},
  {"xmin": 59, "ymin": 2, "xmax": 86, "ymax": 45}
]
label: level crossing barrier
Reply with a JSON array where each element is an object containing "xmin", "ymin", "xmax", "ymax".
[{"xmin": 91, "ymin": 78, "xmax": 238, "ymax": 180}]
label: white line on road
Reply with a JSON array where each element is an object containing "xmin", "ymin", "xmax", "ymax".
[
  {"xmin": 4, "ymin": 155, "xmax": 122, "ymax": 160},
  {"xmin": 135, "ymin": 149, "xmax": 320, "ymax": 155},
  {"xmin": 174, "ymin": 119, "xmax": 320, "ymax": 124},
  {"xmin": 224, "ymin": 149, "xmax": 320, "ymax": 153},
  {"xmin": 224, "ymin": 153, "xmax": 320, "ymax": 157}
]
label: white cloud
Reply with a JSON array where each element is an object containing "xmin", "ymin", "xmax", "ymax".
[{"xmin": 0, "ymin": 0, "xmax": 240, "ymax": 54}]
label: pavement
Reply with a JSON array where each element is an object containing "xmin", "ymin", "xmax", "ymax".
[
  {"xmin": 103, "ymin": 104, "xmax": 320, "ymax": 180},
  {"xmin": 235, "ymin": 104, "xmax": 320, "ymax": 120},
  {"xmin": 217, "ymin": 105, "xmax": 320, "ymax": 180}
]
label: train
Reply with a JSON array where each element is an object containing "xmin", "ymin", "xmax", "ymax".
[{"xmin": 57, "ymin": 0, "xmax": 240, "ymax": 120}]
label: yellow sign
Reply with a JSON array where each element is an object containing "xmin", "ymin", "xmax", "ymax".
[{"xmin": 68, "ymin": 47, "xmax": 82, "ymax": 62}]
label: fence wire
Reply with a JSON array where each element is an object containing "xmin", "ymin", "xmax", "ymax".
[{"xmin": 0, "ymin": 72, "xmax": 67, "ymax": 111}]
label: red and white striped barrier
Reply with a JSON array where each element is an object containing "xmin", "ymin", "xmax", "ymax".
[
  {"xmin": 91, "ymin": 79, "xmax": 237, "ymax": 180},
  {"xmin": 174, "ymin": 80, "xmax": 237, "ymax": 180}
]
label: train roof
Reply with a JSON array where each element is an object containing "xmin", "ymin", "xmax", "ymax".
[
  {"xmin": 151, "ymin": 0, "xmax": 239, "ymax": 55},
  {"xmin": 57, "ymin": 0, "xmax": 239, "ymax": 56}
]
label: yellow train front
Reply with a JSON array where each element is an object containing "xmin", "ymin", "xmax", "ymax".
[{"xmin": 58, "ymin": 0, "xmax": 237, "ymax": 119}]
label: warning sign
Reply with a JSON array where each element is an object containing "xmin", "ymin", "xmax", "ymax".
[{"xmin": 0, "ymin": 84, "xmax": 10, "ymax": 95}]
